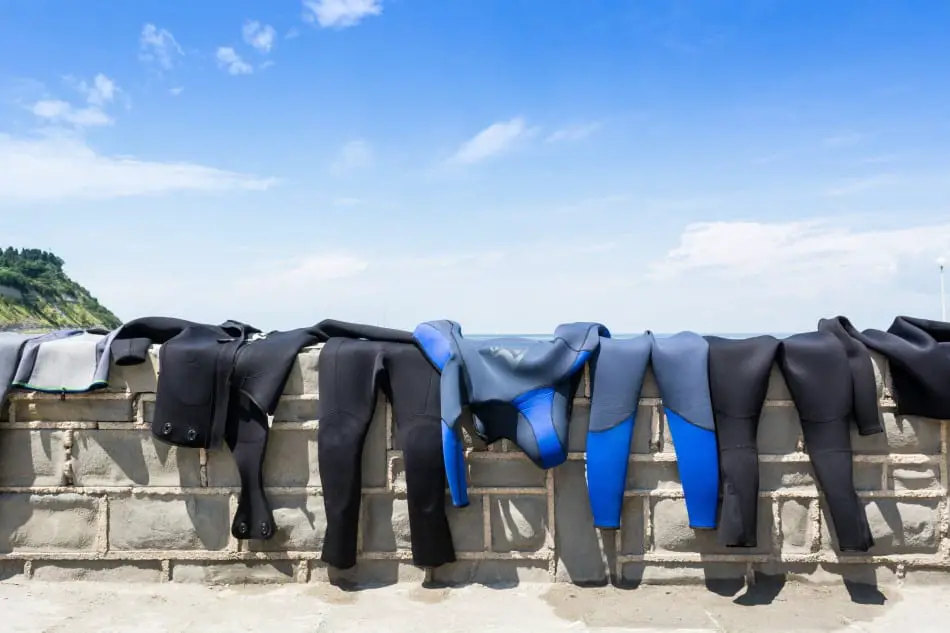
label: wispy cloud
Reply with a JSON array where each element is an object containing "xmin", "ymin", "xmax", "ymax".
[
  {"xmin": 648, "ymin": 219, "xmax": 950, "ymax": 286},
  {"xmin": 243, "ymin": 20, "xmax": 277, "ymax": 53},
  {"xmin": 31, "ymin": 100, "xmax": 112, "ymax": 127},
  {"xmin": 169, "ymin": 87, "xmax": 184, "ymax": 97},
  {"xmin": 139, "ymin": 24, "xmax": 183, "ymax": 70},
  {"xmin": 545, "ymin": 121, "xmax": 602, "ymax": 143},
  {"xmin": 333, "ymin": 196, "xmax": 363, "ymax": 206},
  {"xmin": 29, "ymin": 73, "xmax": 120, "ymax": 128},
  {"xmin": 0, "ymin": 133, "xmax": 277, "ymax": 201},
  {"xmin": 823, "ymin": 173, "xmax": 901, "ymax": 196},
  {"xmin": 303, "ymin": 0, "xmax": 383, "ymax": 28},
  {"xmin": 216, "ymin": 47, "xmax": 254, "ymax": 75},
  {"xmin": 331, "ymin": 139, "xmax": 374, "ymax": 172},
  {"xmin": 450, "ymin": 118, "xmax": 530, "ymax": 164}
]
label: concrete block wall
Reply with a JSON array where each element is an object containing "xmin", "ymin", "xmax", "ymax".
[{"xmin": 0, "ymin": 345, "xmax": 947, "ymax": 586}]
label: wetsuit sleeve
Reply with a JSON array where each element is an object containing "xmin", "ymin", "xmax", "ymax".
[
  {"xmin": 586, "ymin": 336, "xmax": 651, "ymax": 529},
  {"xmin": 412, "ymin": 322, "xmax": 469, "ymax": 508},
  {"xmin": 817, "ymin": 317, "xmax": 883, "ymax": 435}
]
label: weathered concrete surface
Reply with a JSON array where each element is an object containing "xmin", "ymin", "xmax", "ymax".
[{"xmin": 2, "ymin": 579, "xmax": 950, "ymax": 633}]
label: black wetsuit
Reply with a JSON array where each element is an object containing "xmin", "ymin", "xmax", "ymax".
[
  {"xmin": 777, "ymin": 332, "xmax": 880, "ymax": 551},
  {"xmin": 819, "ymin": 315, "xmax": 950, "ymax": 420},
  {"xmin": 111, "ymin": 317, "xmax": 324, "ymax": 541},
  {"xmin": 705, "ymin": 335, "xmax": 780, "ymax": 547},
  {"xmin": 316, "ymin": 334, "xmax": 455, "ymax": 570}
]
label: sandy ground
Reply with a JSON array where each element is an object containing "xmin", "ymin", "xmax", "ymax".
[{"xmin": 2, "ymin": 578, "xmax": 950, "ymax": 632}]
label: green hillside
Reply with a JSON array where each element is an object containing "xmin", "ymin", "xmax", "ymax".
[{"xmin": 0, "ymin": 247, "xmax": 121, "ymax": 332}]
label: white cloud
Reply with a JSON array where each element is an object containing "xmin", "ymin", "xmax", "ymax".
[
  {"xmin": 648, "ymin": 219, "xmax": 950, "ymax": 285},
  {"xmin": 169, "ymin": 87, "xmax": 184, "ymax": 96},
  {"xmin": 216, "ymin": 47, "xmax": 254, "ymax": 75},
  {"xmin": 303, "ymin": 0, "xmax": 383, "ymax": 28},
  {"xmin": 139, "ymin": 24, "xmax": 183, "ymax": 70},
  {"xmin": 332, "ymin": 196, "xmax": 363, "ymax": 206},
  {"xmin": 31, "ymin": 100, "xmax": 112, "ymax": 127},
  {"xmin": 450, "ymin": 118, "xmax": 529, "ymax": 164},
  {"xmin": 545, "ymin": 121, "xmax": 602, "ymax": 143},
  {"xmin": 0, "ymin": 133, "xmax": 277, "ymax": 201},
  {"xmin": 78, "ymin": 74, "xmax": 116, "ymax": 106},
  {"xmin": 235, "ymin": 252, "xmax": 370, "ymax": 296},
  {"xmin": 243, "ymin": 20, "xmax": 277, "ymax": 53},
  {"xmin": 332, "ymin": 140, "xmax": 374, "ymax": 172}
]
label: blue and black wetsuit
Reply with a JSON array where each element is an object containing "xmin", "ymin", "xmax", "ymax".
[
  {"xmin": 586, "ymin": 332, "xmax": 720, "ymax": 530},
  {"xmin": 413, "ymin": 320, "xmax": 607, "ymax": 507}
]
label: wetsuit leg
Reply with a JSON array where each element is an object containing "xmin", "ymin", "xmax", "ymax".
[
  {"xmin": 778, "ymin": 333, "xmax": 874, "ymax": 551},
  {"xmin": 651, "ymin": 333, "xmax": 720, "ymax": 529},
  {"xmin": 706, "ymin": 335, "xmax": 779, "ymax": 547},
  {"xmin": 225, "ymin": 392, "xmax": 275, "ymax": 540},
  {"xmin": 383, "ymin": 343, "xmax": 456, "ymax": 568},
  {"xmin": 317, "ymin": 338, "xmax": 382, "ymax": 569},
  {"xmin": 318, "ymin": 338, "xmax": 456, "ymax": 569},
  {"xmin": 585, "ymin": 336, "xmax": 651, "ymax": 529}
]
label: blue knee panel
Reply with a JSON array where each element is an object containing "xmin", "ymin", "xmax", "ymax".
[
  {"xmin": 585, "ymin": 414, "xmax": 635, "ymax": 528},
  {"xmin": 665, "ymin": 408, "xmax": 720, "ymax": 529}
]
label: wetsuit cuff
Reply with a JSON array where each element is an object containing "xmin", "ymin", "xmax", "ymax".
[
  {"xmin": 111, "ymin": 338, "xmax": 152, "ymax": 365},
  {"xmin": 857, "ymin": 424, "xmax": 885, "ymax": 436}
]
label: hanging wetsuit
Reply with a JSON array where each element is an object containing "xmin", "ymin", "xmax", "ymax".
[
  {"xmin": 777, "ymin": 332, "xmax": 878, "ymax": 551},
  {"xmin": 10, "ymin": 328, "xmax": 118, "ymax": 395},
  {"xmin": 316, "ymin": 335, "xmax": 455, "ymax": 570},
  {"xmin": 110, "ymin": 317, "xmax": 324, "ymax": 541},
  {"xmin": 705, "ymin": 335, "xmax": 780, "ymax": 547},
  {"xmin": 413, "ymin": 320, "xmax": 607, "ymax": 508},
  {"xmin": 819, "ymin": 315, "xmax": 950, "ymax": 420},
  {"xmin": 586, "ymin": 332, "xmax": 720, "ymax": 530},
  {"xmin": 1, "ymin": 332, "xmax": 36, "ymax": 410}
]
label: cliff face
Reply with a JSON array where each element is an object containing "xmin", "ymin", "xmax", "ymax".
[{"xmin": 0, "ymin": 247, "xmax": 120, "ymax": 332}]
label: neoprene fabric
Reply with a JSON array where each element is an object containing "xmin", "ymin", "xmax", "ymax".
[
  {"xmin": 819, "ymin": 315, "xmax": 950, "ymax": 421},
  {"xmin": 586, "ymin": 332, "xmax": 720, "ymax": 531},
  {"xmin": 412, "ymin": 320, "xmax": 608, "ymax": 508},
  {"xmin": 317, "ymin": 337, "xmax": 455, "ymax": 570}
]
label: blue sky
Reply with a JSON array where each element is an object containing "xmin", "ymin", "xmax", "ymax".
[{"xmin": 1, "ymin": 0, "xmax": 949, "ymax": 334}]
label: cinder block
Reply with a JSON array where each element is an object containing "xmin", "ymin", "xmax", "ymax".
[
  {"xmin": 272, "ymin": 397, "xmax": 318, "ymax": 423},
  {"xmin": 760, "ymin": 462, "xmax": 814, "ymax": 491},
  {"xmin": 853, "ymin": 463, "xmax": 884, "ymax": 491},
  {"xmin": 446, "ymin": 495, "xmax": 484, "ymax": 552},
  {"xmin": 430, "ymin": 559, "xmax": 550, "ymax": 586},
  {"xmin": 651, "ymin": 498, "xmax": 772, "ymax": 554},
  {"xmin": 780, "ymin": 498, "xmax": 815, "ymax": 553},
  {"xmin": 71, "ymin": 430, "xmax": 201, "ymax": 487},
  {"xmin": 490, "ymin": 495, "xmax": 547, "ymax": 553},
  {"xmin": 888, "ymin": 465, "xmax": 944, "ymax": 491},
  {"xmin": 172, "ymin": 561, "xmax": 296, "ymax": 584},
  {"xmin": 468, "ymin": 457, "xmax": 545, "ymax": 488},
  {"xmin": 554, "ymin": 461, "xmax": 610, "ymax": 584},
  {"xmin": 620, "ymin": 498, "xmax": 644, "ymax": 555},
  {"xmin": 628, "ymin": 461, "xmax": 679, "ymax": 490},
  {"xmin": 361, "ymin": 494, "xmax": 410, "ymax": 553},
  {"xmin": 621, "ymin": 562, "xmax": 748, "ymax": 586},
  {"xmin": 108, "ymin": 495, "xmax": 230, "ymax": 550},
  {"xmin": 851, "ymin": 414, "xmax": 942, "ymax": 454},
  {"xmin": 764, "ymin": 366, "xmax": 791, "ymax": 400},
  {"xmin": 757, "ymin": 406, "xmax": 802, "ymax": 454},
  {"xmin": 15, "ymin": 397, "xmax": 132, "ymax": 422},
  {"xmin": 0, "ymin": 493, "xmax": 99, "ymax": 552},
  {"xmin": 821, "ymin": 499, "xmax": 941, "ymax": 554},
  {"xmin": 279, "ymin": 348, "xmax": 320, "ymax": 398},
  {"xmin": 206, "ymin": 429, "xmax": 320, "ymax": 488},
  {"xmin": 248, "ymin": 493, "xmax": 327, "ymax": 552},
  {"xmin": 0, "ymin": 430, "xmax": 66, "ymax": 486},
  {"xmin": 31, "ymin": 561, "xmax": 163, "ymax": 582},
  {"xmin": 312, "ymin": 560, "xmax": 426, "ymax": 586},
  {"xmin": 108, "ymin": 358, "xmax": 158, "ymax": 395},
  {"xmin": 639, "ymin": 367, "xmax": 660, "ymax": 399}
]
